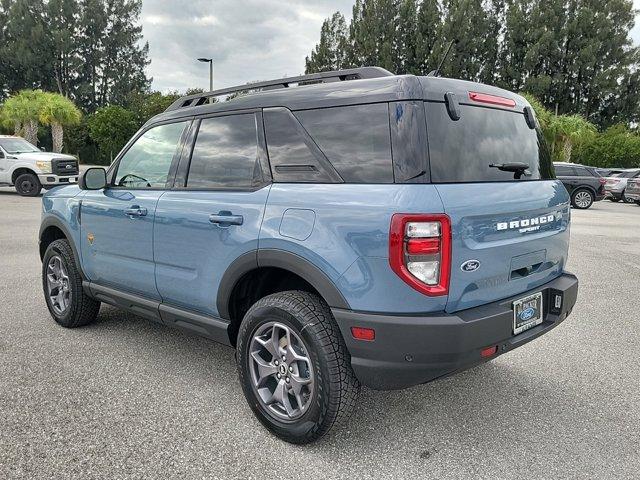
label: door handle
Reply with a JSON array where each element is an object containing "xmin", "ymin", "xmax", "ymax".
[
  {"xmin": 124, "ymin": 205, "xmax": 148, "ymax": 217},
  {"xmin": 209, "ymin": 211, "xmax": 243, "ymax": 226}
]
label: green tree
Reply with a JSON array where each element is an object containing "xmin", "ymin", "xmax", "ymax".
[
  {"xmin": 573, "ymin": 124, "xmax": 640, "ymax": 168},
  {"xmin": 348, "ymin": 0, "xmax": 400, "ymax": 72},
  {"xmin": 1, "ymin": 90, "xmax": 47, "ymax": 144},
  {"xmin": 45, "ymin": 0, "xmax": 80, "ymax": 98},
  {"xmin": 524, "ymin": 93, "xmax": 597, "ymax": 162},
  {"xmin": 39, "ymin": 92, "xmax": 82, "ymax": 153},
  {"xmin": 437, "ymin": 0, "xmax": 501, "ymax": 82},
  {"xmin": 396, "ymin": 0, "xmax": 419, "ymax": 73},
  {"xmin": 0, "ymin": 0, "xmax": 54, "ymax": 98},
  {"xmin": 415, "ymin": 0, "xmax": 441, "ymax": 73},
  {"xmin": 87, "ymin": 105, "xmax": 138, "ymax": 164},
  {"xmin": 126, "ymin": 91, "xmax": 180, "ymax": 125},
  {"xmin": 0, "ymin": 0, "xmax": 150, "ymax": 111},
  {"xmin": 305, "ymin": 12, "xmax": 350, "ymax": 73}
]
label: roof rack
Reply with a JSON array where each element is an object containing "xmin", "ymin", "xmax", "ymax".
[{"xmin": 165, "ymin": 66, "xmax": 394, "ymax": 112}]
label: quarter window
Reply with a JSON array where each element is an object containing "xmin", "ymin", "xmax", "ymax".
[
  {"xmin": 186, "ymin": 114, "xmax": 261, "ymax": 189},
  {"xmin": 114, "ymin": 122, "xmax": 187, "ymax": 188},
  {"xmin": 295, "ymin": 104, "xmax": 393, "ymax": 183},
  {"xmin": 264, "ymin": 107, "xmax": 340, "ymax": 183}
]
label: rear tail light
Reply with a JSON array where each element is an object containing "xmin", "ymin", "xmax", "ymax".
[
  {"xmin": 389, "ymin": 214, "xmax": 451, "ymax": 296},
  {"xmin": 599, "ymin": 178, "xmax": 606, "ymax": 185}
]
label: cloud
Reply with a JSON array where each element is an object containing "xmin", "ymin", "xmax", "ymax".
[
  {"xmin": 140, "ymin": 0, "xmax": 354, "ymax": 93},
  {"xmin": 141, "ymin": 0, "xmax": 640, "ymax": 94}
]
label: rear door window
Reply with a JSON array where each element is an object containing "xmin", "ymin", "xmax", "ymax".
[
  {"xmin": 186, "ymin": 114, "xmax": 261, "ymax": 189},
  {"xmin": 425, "ymin": 102, "xmax": 553, "ymax": 183},
  {"xmin": 573, "ymin": 166, "xmax": 591, "ymax": 176},
  {"xmin": 554, "ymin": 165, "xmax": 575, "ymax": 176},
  {"xmin": 294, "ymin": 104, "xmax": 393, "ymax": 183}
]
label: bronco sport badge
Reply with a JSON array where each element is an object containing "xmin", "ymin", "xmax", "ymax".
[{"xmin": 496, "ymin": 211, "xmax": 562, "ymax": 233}]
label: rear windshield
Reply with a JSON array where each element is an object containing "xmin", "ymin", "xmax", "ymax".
[{"xmin": 425, "ymin": 103, "xmax": 553, "ymax": 183}]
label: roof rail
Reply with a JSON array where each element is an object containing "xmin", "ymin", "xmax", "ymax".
[{"xmin": 165, "ymin": 66, "xmax": 394, "ymax": 112}]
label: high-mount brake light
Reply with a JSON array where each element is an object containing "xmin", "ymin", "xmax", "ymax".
[
  {"xmin": 468, "ymin": 91, "xmax": 516, "ymax": 108},
  {"xmin": 389, "ymin": 214, "xmax": 451, "ymax": 296}
]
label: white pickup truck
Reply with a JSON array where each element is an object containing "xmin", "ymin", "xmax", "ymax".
[{"xmin": 0, "ymin": 135, "xmax": 79, "ymax": 196}]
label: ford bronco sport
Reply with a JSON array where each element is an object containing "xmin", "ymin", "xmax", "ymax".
[{"xmin": 39, "ymin": 67, "xmax": 578, "ymax": 444}]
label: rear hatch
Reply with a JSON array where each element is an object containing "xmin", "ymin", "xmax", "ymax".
[{"xmin": 423, "ymin": 93, "xmax": 570, "ymax": 313}]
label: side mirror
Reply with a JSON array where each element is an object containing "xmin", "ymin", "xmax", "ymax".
[
  {"xmin": 40, "ymin": 147, "xmax": 45, "ymax": 152},
  {"xmin": 79, "ymin": 167, "xmax": 107, "ymax": 190}
]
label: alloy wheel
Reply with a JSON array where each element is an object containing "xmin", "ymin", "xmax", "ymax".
[
  {"xmin": 46, "ymin": 255, "xmax": 71, "ymax": 314},
  {"xmin": 248, "ymin": 321, "xmax": 314, "ymax": 420},
  {"xmin": 574, "ymin": 191, "xmax": 592, "ymax": 208}
]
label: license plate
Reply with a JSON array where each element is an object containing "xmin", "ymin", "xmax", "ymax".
[{"xmin": 513, "ymin": 292, "xmax": 543, "ymax": 335}]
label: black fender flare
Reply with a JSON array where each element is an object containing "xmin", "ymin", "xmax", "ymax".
[
  {"xmin": 39, "ymin": 216, "xmax": 86, "ymax": 279},
  {"xmin": 216, "ymin": 249, "xmax": 350, "ymax": 320}
]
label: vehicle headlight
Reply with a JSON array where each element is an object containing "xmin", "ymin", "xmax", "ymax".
[{"xmin": 36, "ymin": 160, "xmax": 52, "ymax": 173}]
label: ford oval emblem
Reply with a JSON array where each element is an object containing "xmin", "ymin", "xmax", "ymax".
[
  {"xmin": 460, "ymin": 259, "xmax": 481, "ymax": 272},
  {"xmin": 519, "ymin": 307, "xmax": 536, "ymax": 321}
]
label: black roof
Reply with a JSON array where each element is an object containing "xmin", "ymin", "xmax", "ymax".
[{"xmin": 147, "ymin": 67, "xmax": 530, "ymax": 128}]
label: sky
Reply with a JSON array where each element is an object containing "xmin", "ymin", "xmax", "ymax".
[{"xmin": 141, "ymin": 0, "xmax": 640, "ymax": 93}]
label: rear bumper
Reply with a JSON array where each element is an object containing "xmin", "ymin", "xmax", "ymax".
[
  {"xmin": 604, "ymin": 189, "xmax": 623, "ymax": 200},
  {"xmin": 38, "ymin": 174, "xmax": 78, "ymax": 186},
  {"xmin": 333, "ymin": 273, "xmax": 578, "ymax": 390}
]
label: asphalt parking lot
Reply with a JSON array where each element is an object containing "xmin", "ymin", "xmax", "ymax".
[{"xmin": 0, "ymin": 189, "xmax": 638, "ymax": 480}]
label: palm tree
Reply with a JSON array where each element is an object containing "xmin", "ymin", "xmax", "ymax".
[
  {"xmin": 522, "ymin": 93, "xmax": 596, "ymax": 162},
  {"xmin": 1, "ymin": 90, "xmax": 47, "ymax": 145},
  {"xmin": 39, "ymin": 92, "xmax": 82, "ymax": 153}
]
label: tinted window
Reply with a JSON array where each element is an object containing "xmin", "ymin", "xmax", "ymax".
[
  {"xmin": 573, "ymin": 166, "xmax": 591, "ymax": 176},
  {"xmin": 389, "ymin": 101, "xmax": 429, "ymax": 183},
  {"xmin": 426, "ymin": 103, "xmax": 553, "ymax": 183},
  {"xmin": 114, "ymin": 122, "xmax": 186, "ymax": 188},
  {"xmin": 264, "ymin": 107, "xmax": 340, "ymax": 183},
  {"xmin": 554, "ymin": 165, "xmax": 575, "ymax": 176},
  {"xmin": 187, "ymin": 114, "xmax": 260, "ymax": 188},
  {"xmin": 295, "ymin": 104, "xmax": 393, "ymax": 183}
]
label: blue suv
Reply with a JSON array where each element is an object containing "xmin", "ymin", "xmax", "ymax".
[{"xmin": 39, "ymin": 67, "xmax": 578, "ymax": 443}]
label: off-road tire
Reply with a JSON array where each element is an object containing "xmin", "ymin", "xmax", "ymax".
[
  {"xmin": 42, "ymin": 239, "xmax": 100, "ymax": 328},
  {"xmin": 237, "ymin": 290, "xmax": 360, "ymax": 444},
  {"xmin": 15, "ymin": 173, "xmax": 41, "ymax": 196}
]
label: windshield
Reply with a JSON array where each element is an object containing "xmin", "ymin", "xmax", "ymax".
[{"xmin": 0, "ymin": 138, "xmax": 40, "ymax": 154}]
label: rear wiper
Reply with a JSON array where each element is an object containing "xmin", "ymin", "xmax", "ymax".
[{"xmin": 489, "ymin": 162, "xmax": 530, "ymax": 179}]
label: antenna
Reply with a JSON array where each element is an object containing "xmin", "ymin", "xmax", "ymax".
[{"xmin": 428, "ymin": 40, "xmax": 458, "ymax": 77}]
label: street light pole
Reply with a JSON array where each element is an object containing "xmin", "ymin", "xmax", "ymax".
[{"xmin": 197, "ymin": 57, "xmax": 213, "ymax": 92}]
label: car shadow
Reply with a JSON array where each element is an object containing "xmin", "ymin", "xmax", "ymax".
[{"xmin": 84, "ymin": 305, "xmax": 584, "ymax": 455}]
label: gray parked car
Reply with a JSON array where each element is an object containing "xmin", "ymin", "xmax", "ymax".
[
  {"xmin": 624, "ymin": 178, "xmax": 640, "ymax": 205},
  {"xmin": 553, "ymin": 162, "xmax": 606, "ymax": 209},
  {"xmin": 604, "ymin": 169, "xmax": 640, "ymax": 203}
]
